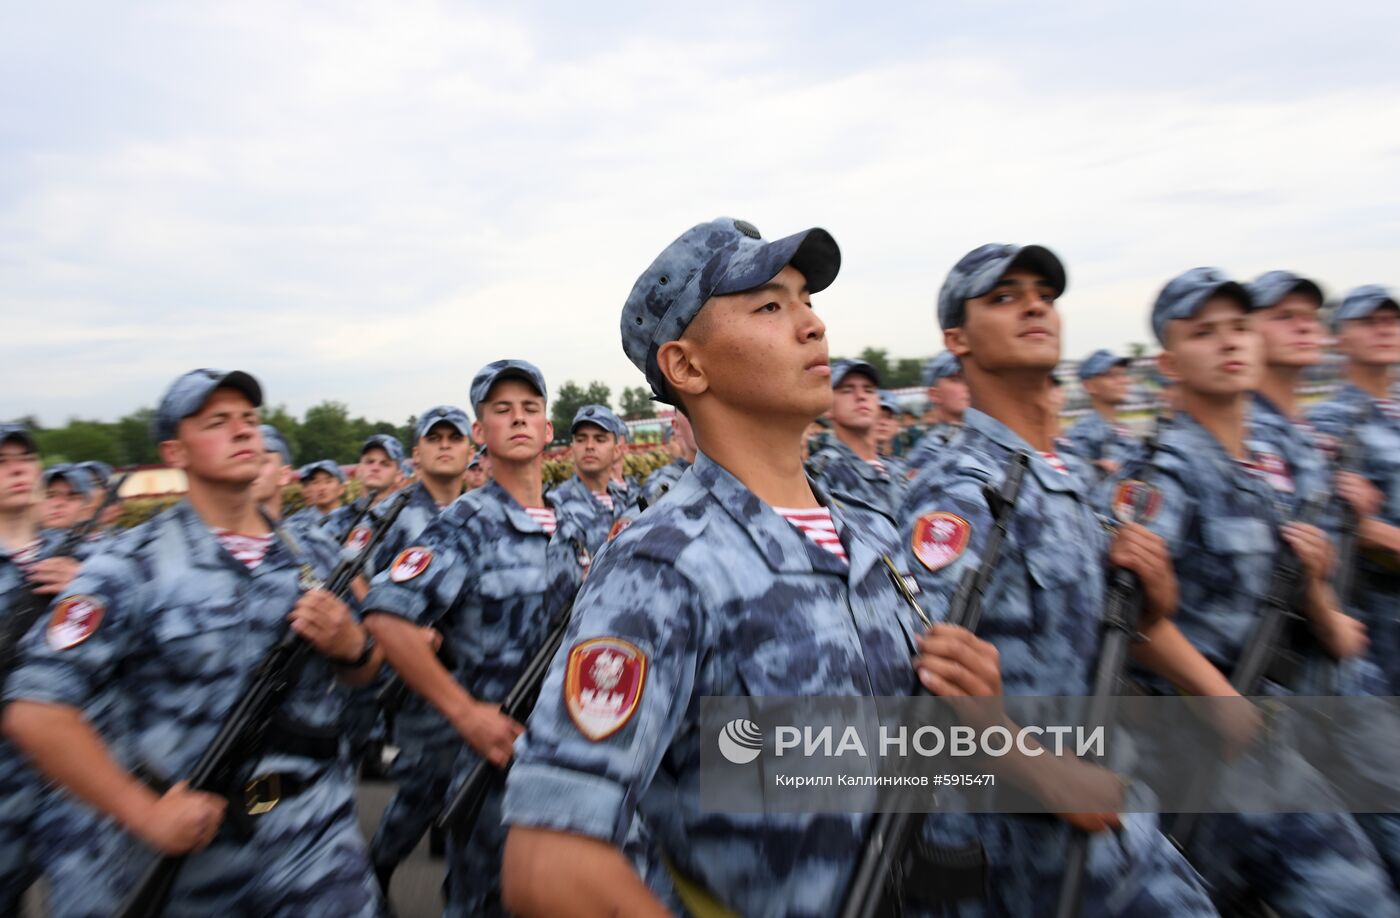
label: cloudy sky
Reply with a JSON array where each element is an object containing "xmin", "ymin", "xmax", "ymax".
[{"xmin": 4, "ymin": 1, "xmax": 1398, "ymax": 426}]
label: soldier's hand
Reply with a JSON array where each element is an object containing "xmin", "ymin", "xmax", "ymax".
[
  {"xmin": 26, "ymin": 557, "xmax": 81, "ymax": 596},
  {"xmin": 289, "ymin": 589, "xmax": 363, "ymax": 661},
  {"xmin": 459, "ymin": 701, "xmax": 526, "ymax": 768},
  {"xmin": 421, "ymin": 626, "xmax": 443, "ymax": 653},
  {"xmin": 1315, "ymin": 609, "xmax": 1368, "ymax": 660},
  {"xmin": 1108, "ymin": 523, "xmax": 1177, "ymax": 627},
  {"xmin": 1281, "ymin": 523, "xmax": 1333, "ymax": 582},
  {"xmin": 1059, "ymin": 811, "xmax": 1123, "ymax": 833},
  {"xmin": 1336, "ymin": 472, "xmax": 1382, "ymax": 519},
  {"xmin": 915, "ymin": 624, "xmax": 1002, "ymax": 697},
  {"xmin": 133, "ymin": 780, "xmax": 227, "ymax": 855},
  {"xmin": 1043, "ymin": 759, "xmax": 1124, "ymax": 834},
  {"xmin": 1095, "ymin": 459, "xmax": 1121, "ymax": 477}
]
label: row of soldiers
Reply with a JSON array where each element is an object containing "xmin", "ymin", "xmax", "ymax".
[{"xmin": 0, "ymin": 217, "xmax": 1397, "ymax": 917}]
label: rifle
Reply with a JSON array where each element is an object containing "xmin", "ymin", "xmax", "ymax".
[
  {"xmin": 1054, "ymin": 425, "xmax": 1165, "ymax": 918},
  {"xmin": 115, "ymin": 486, "xmax": 413, "ymax": 918},
  {"xmin": 435, "ymin": 576, "xmax": 582, "ymax": 835},
  {"xmin": 1166, "ymin": 493, "xmax": 1324, "ymax": 857},
  {"xmin": 838, "ymin": 450, "xmax": 1031, "ymax": 918},
  {"xmin": 0, "ymin": 472, "xmax": 129, "ymax": 694},
  {"xmin": 1331, "ymin": 430, "xmax": 1363, "ymax": 609}
]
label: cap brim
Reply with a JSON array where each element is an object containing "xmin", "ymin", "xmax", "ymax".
[
  {"xmin": 1007, "ymin": 245, "xmax": 1067, "ymax": 296},
  {"xmin": 713, "ymin": 228, "xmax": 841, "ymax": 298},
  {"xmin": 833, "ymin": 361, "xmax": 882, "ymax": 388},
  {"xmin": 1, "ymin": 429, "xmax": 37, "ymax": 452},
  {"xmin": 215, "ymin": 370, "xmax": 263, "ymax": 408}
]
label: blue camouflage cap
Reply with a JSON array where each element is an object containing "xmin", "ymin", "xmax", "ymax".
[
  {"xmin": 1247, "ymin": 270, "xmax": 1324, "ymax": 310},
  {"xmin": 468, "ymin": 446, "xmax": 486, "ymax": 469},
  {"xmin": 920, "ymin": 351, "xmax": 963, "ymax": 387},
  {"xmin": 360, "ymin": 433, "xmax": 406, "ymax": 464},
  {"xmin": 43, "ymin": 463, "xmax": 96, "ymax": 497},
  {"xmin": 152, "ymin": 368, "xmax": 262, "ymax": 443},
  {"xmin": 1151, "ymin": 267, "xmax": 1253, "ymax": 345},
  {"xmin": 622, "ymin": 217, "xmax": 841, "ymax": 404},
  {"xmin": 76, "ymin": 460, "xmax": 114, "ymax": 488},
  {"xmin": 299, "ymin": 459, "xmax": 345, "ymax": 484},
  {"xmin": 1331, "ymin": 284, "xmax": 1399, "ymax": 331},
  {"xmin": 1078, "ymin": 349, "xmax": 1130, "ymax": 381},
  {"xmin": 831, "ymin": 359, "xmax": 881, "ymax": 389},
  {"xmin": 878, "ymin": 390, "xmax": 900, "ymax": 414},
  {"xmin": 469, "ymin": 360, "xmax": 548, "ymax": 413},
  {"xmin": 937, "ymin": 243, "xmax": 1066, "ymax": 330},
  {"xmin": 258, "ymin": 424, "xmax": 293, "ymax": 465},
  {"xmin": 414, "ymin": 405, "xmax": 472, "ymax": 442},
  {"xmin": 570, "ymin": 404, "xmax": 626, "ymax": 439},
  {"xmin": 0, "ymin": 423, "xmax": 38, "ymax": 453}
]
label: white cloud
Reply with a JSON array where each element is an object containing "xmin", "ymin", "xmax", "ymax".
[{"xmin": 3, "ymin": 1, "xmax": 1398, "ymax": 425}]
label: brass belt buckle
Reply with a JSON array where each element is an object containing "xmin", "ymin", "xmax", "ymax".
[{"xmin": 245, "ymin": 773, "xmax": 282, "ymax": 816}]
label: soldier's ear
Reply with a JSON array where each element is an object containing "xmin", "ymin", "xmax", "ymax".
[
  {"xmin": 657, "ymin": 339, "xmax": 709, "ymax": 402},
  {"xmin": 158, "ymin": 439, "xmax": 188, "ymax": 470},
  {"xmin": 944, "ymin": 327, "xmax": 970, "ymax": 358},
  {"xmin": 1155, "ymin": 351, "xmax": 1179, "ymax": 384},
  {"xmin": 470, "ymin": 420, "xmax": 485, "ymax": 444},
  {"xmin": 544, "ymin": 419, "xmax": 554, "ymax": 443}
]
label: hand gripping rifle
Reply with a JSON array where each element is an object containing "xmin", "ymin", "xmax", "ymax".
[
  {"xmin": 1054, "ymin": 424, "xmax": 1166, "ymax": 918},
  {"xmin": 115, "ymin": 486, "xmax": 412, "ymax": 918},
  {"xmin": 435, "ymin": 565, "xmax": 582, "ymax": 835},
  {"xmin": 0, "ymin": 472, "xmax": 129, "ymax": 694},
  {"xmin": 1166, "ymin": 492, "xmax": 1326, "ymax": 857},
  {"xmin": 838, "ymin": 450, "xmax": 1031, "ymax": 918}
]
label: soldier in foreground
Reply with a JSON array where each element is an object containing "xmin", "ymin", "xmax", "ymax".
[
  {"xmin": 500, "ymin": 218, "xmax": 1003, "ymax": 916},
  {"xmin": 3, "ymin": 369, "xmax": 385, "ymax": 916}
]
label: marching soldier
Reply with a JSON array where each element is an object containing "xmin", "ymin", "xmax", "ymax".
[
  {"xmin": 1308, "ymin": 284, "xmax": 1400, "ymax": 698},
  {"xmin": 40, "ymin": 464, "xmax": 96, "ymax": 532},
  {"xmin": 904, "ymin": 351, "xmax": 968, "ymax": 478},
  {"xmin": 251, "ymin": 424, "xmax": 297, "ymax": 523},
  {"xmin": 499, "ymin": 218, "xmax": 1003, "ymax": 916},
  {"xmin": 547, "ymin": 404, "xmax": 629, "ymax": 553},
  {"xmin": 326, "ymin": 434, "xmax": 406, "ymax": 542},
  {"xmin": 366, "ymin": 405, "xmax": 474, "ymax": 894},
  {"xmin": 1062, "ymin": 349, "xmax": 1138, "ymax": 477},
  {"xmin": 3, "ymin": 369, "xmax": 385, "ymax": 916},
  {"xmin": 464, "ymin": 447, "xmax": 489, "ymax": 491},
  {"xmin": 876, "ymin": 391, "xmax": 909, "ymax": 479},
  {"xmin": 362, "ymin": 359, "xmax": 596, "ymax": 916},
  {"xmin": 900, "ymin": 243, "xmax": 1219, "ymax": 916},
  {"xmin": 808, "ymin": 359, "xmax": 907, "ymax": 517},
  {"xmin": 1114, "ymin": 269, "xmax": 1397, "ymax": 915},
  {"xmin": 288, "ymin": 460, "xmax": 347, "ymax": 529}
]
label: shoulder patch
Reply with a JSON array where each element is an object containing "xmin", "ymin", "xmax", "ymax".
[
  {"xmin": 389, "ymin": 546, "xmax": 433, "ymax": 582},
  {"xmin": 607, "ymin": 516, "xmax": 633, "ymax": 541},
  {"xmin": 47, "ymin": 595, "xmax": 107, "ymax": 651},
  {"xmin": 1112, "ymin": 480, "xmax": 1163, "ymax": 523},
  {"xmin": 344, "ymin": 526, "xmax": 372, "ymax": 553},
  {"xmin": 911, "ymin": 511, "xmax": 972, "ymax": 572},
  {"xmin": 565, "ymin": 637, "xmax": 647, "ymax": 741}
]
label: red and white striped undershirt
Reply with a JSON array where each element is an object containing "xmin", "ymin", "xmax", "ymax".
[
  {"xmin": 1038, "ymin": 452, "xmax": 1070, "ymax": 476},
  {"xmin": 1378, "ymin": 398, "xmax": 1400, "ymax": 423},
  {"xmin": 11, "ymin": 539, "xmax": 41, "ymax": 574},
  {"xmin": 524, "ymin": 507, "xmax": 557, "ymax": 535},
  {"xmin": 593, "ymin": 491, "xmax": 614, "ymax": 512},
  {"xmin": 866, "ymin": 458, "xmax": 887, "ymax": 476},
  {"xmin": 774, "ymin": 507, "xmax": 848, "ymax": 562},
  {"xmin": 211, "ymin": 528, "xmax": 273, "ymax": 570}
]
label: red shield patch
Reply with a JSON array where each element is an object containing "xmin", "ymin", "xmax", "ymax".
[
  {"xmin": 911, "ymin": 512, "xmax": 971, "ymax": 573},
  {"xmin": 565, "ymin": 637, "xmax": 647, "ymax": 741},
  {"xmin": 1112, "ymin": 480, "xmax": 1163, "ymax": 524},
  {"xmin": 47, "ymin": 595, "xmax": 106, "ymax": 651},
  {"xmin": 389, "ymin": 546, "xmax": 433, "ymax": 583},
  {"xmin": 345, "ymin": 526, "xmax": 371, "ymax": 552},
  {"xmin": 607, "ymin": 517, "xmax": 633, "ymax": 541},
  {"xmin": 1245, "ymin": 451, "xmax": 1294, "ymax": 495}
]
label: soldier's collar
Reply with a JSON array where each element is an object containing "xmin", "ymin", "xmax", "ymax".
[
  {"xmin": 691, "ymin": 451, "xmax": 850, "ymax": 576},
  {"xmin": 963, "ymin": 409, "xmax": 1081, "ymax": 495}
]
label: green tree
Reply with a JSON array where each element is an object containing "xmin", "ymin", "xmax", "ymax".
[
  {"xmin": 620, "ymin": 386, "xmax": 655, "ymax": 420},
  {"xmin": 35, "ymin": 420, "xmax": 122, "ymax": 466},
  {"xmin": 298, "ymin": 401, "xmax": 358, "ymax": 464},
  {"xmin": 261, "ymin": 404, "xmax": 302, "ymax": 463},
  {"xmin": 888, "ymin": 358, "xmax": 925, "ymax": 388},
  {"xmin": 858, "ymin": 347, "xmax": 892, "ymax": 384},
  {"xmin": 551, "ymin": 381, "xmax": 588, "ymax": 439},
  {"xmin": 1127, "ymin": 342, "xmax": 1150, "ymax": 359},
  {"xmin": 582, "ymin": 381, "xmax": 612, "ymax": 410},
  {"xmin": 114, "ymin": 408, "xmax": 160, "ymax": 466}
]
